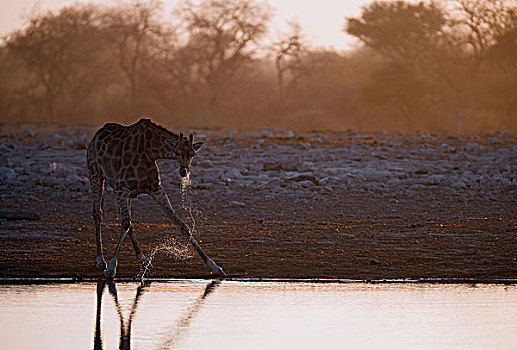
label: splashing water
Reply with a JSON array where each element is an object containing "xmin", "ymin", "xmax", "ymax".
[
  {"xmin": 181, "ymin": 173, "xmax": 192, "ymax": 200},
  {"xmin": 138, "ymin": 235, "xmax": 193, "ymax": 281},
  {"xmin": 180, "ymin": 174, "xmax": 196, "ymax": 234},
  {"xmin": 138, "ymin": 234, "xmax": 194, "ymax": 281},
  {"xmin": 138, "ymin": 174, "xmax": 200, "ymax": 282}
]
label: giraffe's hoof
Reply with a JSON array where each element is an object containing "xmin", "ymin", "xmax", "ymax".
[
  {"xmin": 207, "ymin": 258, "xmax": 226, "ymax": 277},
  {"xmin": 96, "ymin": 256, "xmax": 107, "ymax": 270},
  {"xmin": 103, "ymin": 268, "xmax": 116, "ymax": 279},
  {"xmin": 212, "ymin": 267, "xmax": 226, "ymax": 277},
  {"xmin": 103, "ymin": 259, "xmax": 117, "ymax": 278}
]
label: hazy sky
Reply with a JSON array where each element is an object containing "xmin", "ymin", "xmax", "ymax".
[{"xmin": 0, "ymin": 0, "xmax": 375, "ymax": 50}]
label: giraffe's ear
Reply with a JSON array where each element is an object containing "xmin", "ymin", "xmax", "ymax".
[{"xmin": 193, "ymin": 142, "xmax": 204, "ymax": 152}]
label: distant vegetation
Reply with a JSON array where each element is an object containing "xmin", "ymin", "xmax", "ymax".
[{"xmin": 1, "ymin": 0, "xmax": 515, "ymax": 132}]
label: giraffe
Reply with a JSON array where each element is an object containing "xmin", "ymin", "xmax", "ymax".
[{"xmin": 86, "ymin": 118, "xmax": 225, "ymax": 278}]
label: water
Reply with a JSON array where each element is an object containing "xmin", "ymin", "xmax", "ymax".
[
  {"xmin": 1, "ymin": 281, "xmax": 516, "ymax": 349},
  {"xmin": 180, "ymin": 174, "xmax": 196, "ymax": 234}
]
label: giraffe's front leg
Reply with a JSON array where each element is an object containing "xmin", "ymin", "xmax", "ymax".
[
  {"xmin": 151, "ymin": 187, "xmax": 226, "ymax": 277},
  {"xmin": 104, "ymin": 257, "xmax": 118, "ymax": 278},
  {"xmin": 205, "ymin": 255, "xmax": 226, "ymax": 277},
  {"xmin": 104, "ymin": 217, "xmax": 130, "ymax": 278},
  {"xmin": 96, "ymin": 255, "xmax": 107, "ymax": 271}
]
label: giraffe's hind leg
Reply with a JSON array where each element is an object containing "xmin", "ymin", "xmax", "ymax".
[
  {"xmin": 128, "ymin": 227, "xmax": 151, "ymax": 268},
  {"xmin": 91, "ymin": 175, "xmax": 106, "ymax": 270},
  {"xmin": 104, "ymin": 192, "xmax": 132, "ymax": 278},
  {"xmin": 128, "ymin": 201, "xmax": 145, "ymax": 262}
]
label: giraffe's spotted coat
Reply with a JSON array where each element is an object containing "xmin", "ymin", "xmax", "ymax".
[{"xmin": 86, "ymin": 118, "xmax": 225, "ymax": 278}]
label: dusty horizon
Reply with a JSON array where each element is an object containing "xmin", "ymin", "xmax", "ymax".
[{"xmin": 1, "ymin": 0, "xmax": 515, "ymax": 133}]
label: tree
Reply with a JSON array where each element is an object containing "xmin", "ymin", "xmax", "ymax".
[
  {"xmin": 6, "ymin": 5, "xmax": 100, "ymax": 121},
  {"xmin": 271, "ymin": 20, "xmax": 308, "ymax": 102},
  {"xmin": 442, "ymin": 0, "xmax": 517, "ymax": 130},
  {"xmin": 281, "ymin": 49, "xmax": 376, "ymax": 131},
  {"xmin": 344, "ymin": 1, "xmax": 444, "ymax": 131},
  {"xmin": 345, "ymin": 1, "xmax": 446, "ymax": 69},
  {"xmin": 101, "ymin": 0, "xmax": 163, "ymax": 106},
  {"xmin": 448, "ymin": 0, "xmax": 517, "ymax": 69},
  {"xmin": 171, "ymin": 0, "xmax": 273, "ymax": 113},
  {"xmin": 360, "ymin": 61, "xmax": 428, "ymax": 131},
  {"xmin": 487, "ymin": 16, "xmax": 517, "ymax": 129},
  {"xmin": 491, "ymin": 28, "xmax": 517, "ymax": 66}
]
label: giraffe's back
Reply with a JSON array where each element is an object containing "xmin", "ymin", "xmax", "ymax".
[
  {"xmin": 87, "ymin": 122, "xmax": 127, "ymax": 175},
  {"xmin": 87, "ymin": 122, "xmax": 160, "ymax": 195}
]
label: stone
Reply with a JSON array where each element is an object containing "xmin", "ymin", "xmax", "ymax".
[
  {"xmin": 0, "ymin": 209, "xmax": 40, "ymax": 221},
  {"xmin": 466, "ymin": 247, "xmax": 476, "ymax": 255},
  {"xmin": 0, "ymin": 167, "xmax": 17, "ymax": 182},
  {"xmin": 452, "ymin": 181, "xmax": 466, "ymax": 189}
]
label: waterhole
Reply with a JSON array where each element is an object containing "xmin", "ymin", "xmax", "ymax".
[{"xmin": 0, "ymin": 281, "xmax": 516, "ymax": 349}]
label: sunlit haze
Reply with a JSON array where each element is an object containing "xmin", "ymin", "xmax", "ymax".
[
  {"xmin": 1, "ymin": 0, "xmax": 514, "ymax": 132},
  {"xmin": 0, "ymin": 0, "xmax": 373, "ymax": 50}
]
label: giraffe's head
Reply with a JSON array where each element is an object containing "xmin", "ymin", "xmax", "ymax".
[{"xmin": 169, "ymin": 132, "xmax": 203, "ymax": 178}]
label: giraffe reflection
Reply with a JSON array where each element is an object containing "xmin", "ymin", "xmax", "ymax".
[
  {"xmin": 158, "ymin": 280, "xmax": 220, "ymax": 350},
  {"xmin": 93, "ymin": 280, "xmax": 220, "ymax": 350},
  {"xmin": 93, "ymin": 279, "xmax": 145, "ymax": 350}
]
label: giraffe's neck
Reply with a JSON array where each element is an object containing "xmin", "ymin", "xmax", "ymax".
[{"xmin": 140, "ymin": 123, "xmax": 178, "ymax": 161}]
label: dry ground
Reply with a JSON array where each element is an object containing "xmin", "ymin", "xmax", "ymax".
[{"xmin": 0, "ymin": 123, "xmax": 516, "ymax": 280}]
